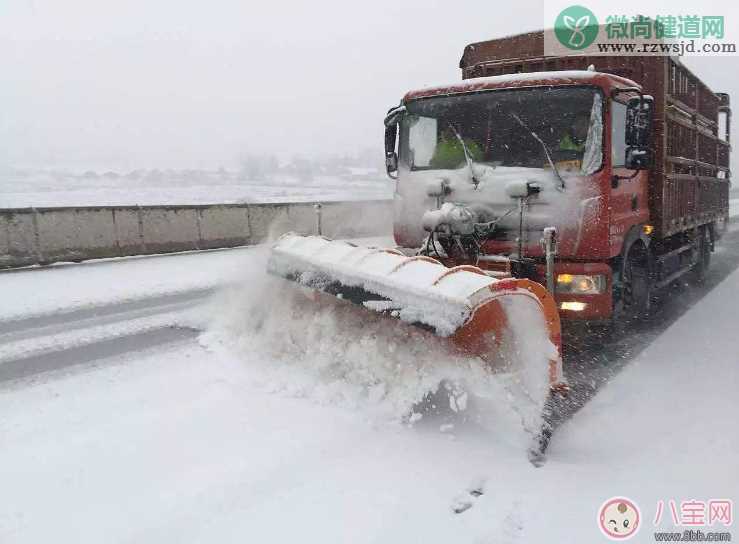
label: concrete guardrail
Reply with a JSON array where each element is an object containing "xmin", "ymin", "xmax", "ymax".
[{"xmin": 0, "ymin": 200, "xmax": 393, "ymax": 269}]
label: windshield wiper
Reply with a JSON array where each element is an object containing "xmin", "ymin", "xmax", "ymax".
[
  {"xmin": 509, "ymin": 113, "xmax": 566, "ymax": 191},
  {"xmin": 448, "ymin": 124, "xmax": 480, "ymax": 189}
]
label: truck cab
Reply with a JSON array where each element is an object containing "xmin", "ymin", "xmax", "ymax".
[{"xmin": 385, "ymin": 70, "xmax": 650, "ymax": 321}]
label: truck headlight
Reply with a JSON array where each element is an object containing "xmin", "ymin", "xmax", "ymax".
[{"xmin": 556, "ymin": 274, "xmax": 607, "ymax": 294}]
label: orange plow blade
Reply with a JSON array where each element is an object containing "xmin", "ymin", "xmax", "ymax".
[
  {"xmin": 268, "ymin": 234, "xmax": 567, "ymax": 465},
  {"xmin": 267, "ymin": 233, "xmax": 567, "ymax": 451}
]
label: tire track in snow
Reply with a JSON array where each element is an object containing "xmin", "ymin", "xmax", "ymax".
[
  {"xmin": 0, "ymin": 289, "xmax": 213, "ymax": 384},
  {"xmin": 0, "ymin": 327, "xmax": 198, "ymax": 385},
  {"xmin": 0, "ymin": 288, "xmax": 213, "ymax": 338}
]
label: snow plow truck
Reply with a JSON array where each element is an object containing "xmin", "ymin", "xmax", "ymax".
[{"xmin": 268, "ymin": 30, "xmax": 731, "ymax": 452}]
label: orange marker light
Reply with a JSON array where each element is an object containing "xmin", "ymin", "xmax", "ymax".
[{"xmin": 557, "ymin": 273, "xmax": 574, "ymax": 284}]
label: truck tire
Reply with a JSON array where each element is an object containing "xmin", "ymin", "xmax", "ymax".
[
  {"xmin": 616, "ymin": 242, "xmax": 653, "ymax": 323},
  {"xmin": 689, "ymin": 226, "xmax": 711, "ymax": 284}
]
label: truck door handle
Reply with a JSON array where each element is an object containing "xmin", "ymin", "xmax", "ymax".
[{"xmin": 631, "ymin": 194, "xmax": 638, "ymax": 211}]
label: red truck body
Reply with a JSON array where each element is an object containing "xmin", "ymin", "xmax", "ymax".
[{"xmin": 388, "ymin": 31, "xmax": 731, "ymax": 322}]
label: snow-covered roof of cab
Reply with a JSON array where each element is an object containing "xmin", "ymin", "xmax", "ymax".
[{"xmin": 403, "ymin": 70, "xmax": 640, "ymax": 102}]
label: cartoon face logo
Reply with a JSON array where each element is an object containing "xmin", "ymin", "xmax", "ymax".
[{"xmin": 598, "ymin": 497, "xmax": 640, "ymax": 540}]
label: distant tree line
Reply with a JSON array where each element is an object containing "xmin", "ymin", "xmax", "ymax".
[{"xmin": 4, "ymin": 147, "xmax": 386, "ymax": 184}]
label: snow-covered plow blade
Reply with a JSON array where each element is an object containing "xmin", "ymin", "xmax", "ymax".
[{"xmin": 267, "ymin": 234, "xmax": 566, "ymax": 400}]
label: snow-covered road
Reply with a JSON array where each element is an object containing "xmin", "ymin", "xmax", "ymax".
[
  {"xmin": 1, "ymin": 231, "xmax": 738, "ymax": 542},
  {"xmin": 0, "ymin": 247, "xmax": 256, "ymax": 383}
]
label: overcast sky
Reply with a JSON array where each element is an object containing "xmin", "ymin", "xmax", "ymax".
[{"xmin": 2, "ymin": 0, "xmax": 738, "ymax": 171}]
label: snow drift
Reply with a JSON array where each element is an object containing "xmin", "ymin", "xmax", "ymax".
[{"xmin": 201, "ymin": 246, "xmax": 555, "ymax": 445}]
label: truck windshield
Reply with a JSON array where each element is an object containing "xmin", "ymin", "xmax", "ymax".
[{"xmin": 400, "ymin": 86, "xmax": 603, "ymax": 175}]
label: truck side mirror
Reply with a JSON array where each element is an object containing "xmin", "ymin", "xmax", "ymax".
[
  {"xmin": 385, "ymin": 148, "xmax": 398, "ymax": 176},
  {"xmin": 624, "ymin": 146, "xmax": 652, "ymax": 170},
  {"xmin": 626, "ymin": 95, "xmax": 654, "ymax": 148},
  {"xmin": 384, "ymin": 106, "xmax": 405, "ymax": 180},
  {"xmin": 624, "ymin": 95, "xmax": 654, "ymax": 170},
  {"xmin": 384, "ymin": 124, "xmax": 398, "ymax": 179}
]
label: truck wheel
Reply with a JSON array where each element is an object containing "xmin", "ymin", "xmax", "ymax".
[
  {"xmin": 616, "ymin": 243, "xmax": 652, "ymax": 323},
  {"xmin": 689, "ymin": 227, "xmax": 711, "ymax": 284}
]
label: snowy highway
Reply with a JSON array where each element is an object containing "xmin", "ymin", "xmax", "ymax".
[
  {"xmin": 1, "ymin": 227, "xmax": 738, "ymax": 542},
  {"xmin": 6, "ymin": 1, "xmax": 739, "ymax": 540}
]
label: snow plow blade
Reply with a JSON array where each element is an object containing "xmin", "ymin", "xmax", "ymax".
[{"xmin": 267, "ymin": 233, "xmax": 566, "ymax": 395}]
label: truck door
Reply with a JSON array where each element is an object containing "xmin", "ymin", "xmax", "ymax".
[{"xmin": 609, "ymin": 99, "xmax": 649, "ymax": 256}]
